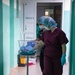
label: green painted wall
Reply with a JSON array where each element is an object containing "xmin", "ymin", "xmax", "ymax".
[
  {"xmin": 2, "ymin": 0, "xmax": 20, "ymax": 74},
  {"xmin": 69, "ymin": 0, "xmax": 75, "ymax": 75},
  {"xmin": 10, "ymin": 0, "xmax": 14, "ymax": 68},
  {"xmin": 64, "ymin": 11, "xmax": 70, "ymax": 62},
  {"xmin": 0, "ymin": 0, "xmax": 3, "ymax": 75},
  {"xmin": 14, "ymin": 9, "xmax": 20, "ymax": 66},
  {"xmin": 3, "ymin": 3, "xmax": 10, "ymax": 75}
]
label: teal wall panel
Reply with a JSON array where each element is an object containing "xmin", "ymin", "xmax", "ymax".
[
  {"xmin": 64, "ymin": 11, "xmax": 70, "ymax": 62},
  {"xmin": 0, "ymin": 0, "xmax": 3, "ymax": 75},
  {"xmin": 14, "ymin": 9, "xmax": 20, "ymax": 66},
  {"xmin": 10, "ymin": 0, "xmax": 14, "ymax": 67},
  {"xmin": 3, "ymin": 3, "xmax": 10, "ymax": 75},
  {"xmin": 0, "ymin": 0, "xmax": 20, "ymax": 74},
  {"xmin": 10, "ymin": 0, "xmax": 20, "ymax": 67},
  {"xmin": 16, "ymin": 0, "xmax": 19, "ymax": 18},
  {"xmin": 69, "ymin": 0, "xmax": 75, "ymax": 75},
  {"xmin": 64, "ymin": 11, "xmax": 70, "ymax": 32}
]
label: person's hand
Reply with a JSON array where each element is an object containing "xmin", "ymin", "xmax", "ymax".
[{"xmin": 61, "ymin": 54, "xmax": 66, "ymax": 66}]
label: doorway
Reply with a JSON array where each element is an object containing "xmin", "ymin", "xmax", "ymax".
[{"xmin": 37, "ymin": 3, "xmax": 62, "ymax": 28}]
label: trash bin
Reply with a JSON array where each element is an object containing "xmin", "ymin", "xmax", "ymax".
[{"xmin": 18, "ymin": 54, "xmax": 26, "ymax": 67}]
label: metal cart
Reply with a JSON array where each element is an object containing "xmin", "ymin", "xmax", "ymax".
[{"xmin": 18, "ymin": 40, "xmax": 36, "ymax": 75}]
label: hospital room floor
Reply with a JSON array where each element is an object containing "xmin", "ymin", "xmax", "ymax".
[{"xmin": 9, "ymin": 60, "xmax": 69, "ymax": 75}]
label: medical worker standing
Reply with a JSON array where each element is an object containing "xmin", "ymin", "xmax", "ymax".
[
  {"xmin": 29, "ymin": 16, "xmax": 68, "ymax": 75},
  {"xmin": 40, "ymin": 16, "xmax": 68, "ymax": 75}
]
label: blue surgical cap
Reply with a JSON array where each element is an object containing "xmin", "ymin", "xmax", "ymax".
[
  {"xmin": 38, "ymin": 16, "xmax": 46, "ymax": 25},
  {"xmin": 44, "ymin": 17, "xmax": 57, "ymax": 27}
]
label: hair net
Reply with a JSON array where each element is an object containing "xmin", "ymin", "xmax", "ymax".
[
  {"xmin": 44, "ymin": 17, "xmax": 57, "ymax": 27},
  {"xmin": 38, "ymin": 16, "xmax": 46, "ymax": 25}
]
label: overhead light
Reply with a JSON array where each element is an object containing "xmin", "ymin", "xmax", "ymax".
[{"xmin": 45, "ymin": 11, "xmax": 49, "ymax": 16}]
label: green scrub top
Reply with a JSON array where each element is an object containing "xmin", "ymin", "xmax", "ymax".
[{"xmin": 36, "ymin": 25, "xmax": 40, "ymax": 38}]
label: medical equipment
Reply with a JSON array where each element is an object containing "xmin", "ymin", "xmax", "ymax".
[{"xmin": 18, "ymin": 40, "xmax": 36, "ymax": 75}]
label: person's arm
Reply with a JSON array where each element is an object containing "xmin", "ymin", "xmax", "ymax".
[
  {"xmin": 61, "ymin": 44, "xmax": 66, "ymax": 66},
  {"xmin": 35, "ymin": 38, "xmax": 40, "ymax": 41},
  {"xmin": 33, "ymin": 40, "xmax": 45, "ymax": 50},
  {"xmin": 61, "ymin": 44, "xmax": 66, "ymax": 54}
]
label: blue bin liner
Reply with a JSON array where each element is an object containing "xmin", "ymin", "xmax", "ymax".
[
  {"xmin": 27, "ymin": 41, "xmax": 32, "ymax": 45},
  {"xmin": 19, "ymin": 45, "xmax": 36, "ymax": 55},
  {"xmin": 19, "ymin": 49, "xmax": 36, "ymax": 55},
  {"xmin": 27, "ymin": 41, "xmax": 37, "ymax": 47},
  {"xmin": 25, "ymin": 45, "xmax": 33, "ymax": 51},
  {"xmin": 19, "ymin": 41, "xmax": 37, "ymax": 55},
  {"xmin": 20, "ymin": 46, "xmax": 25, "ymax": 51}
]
